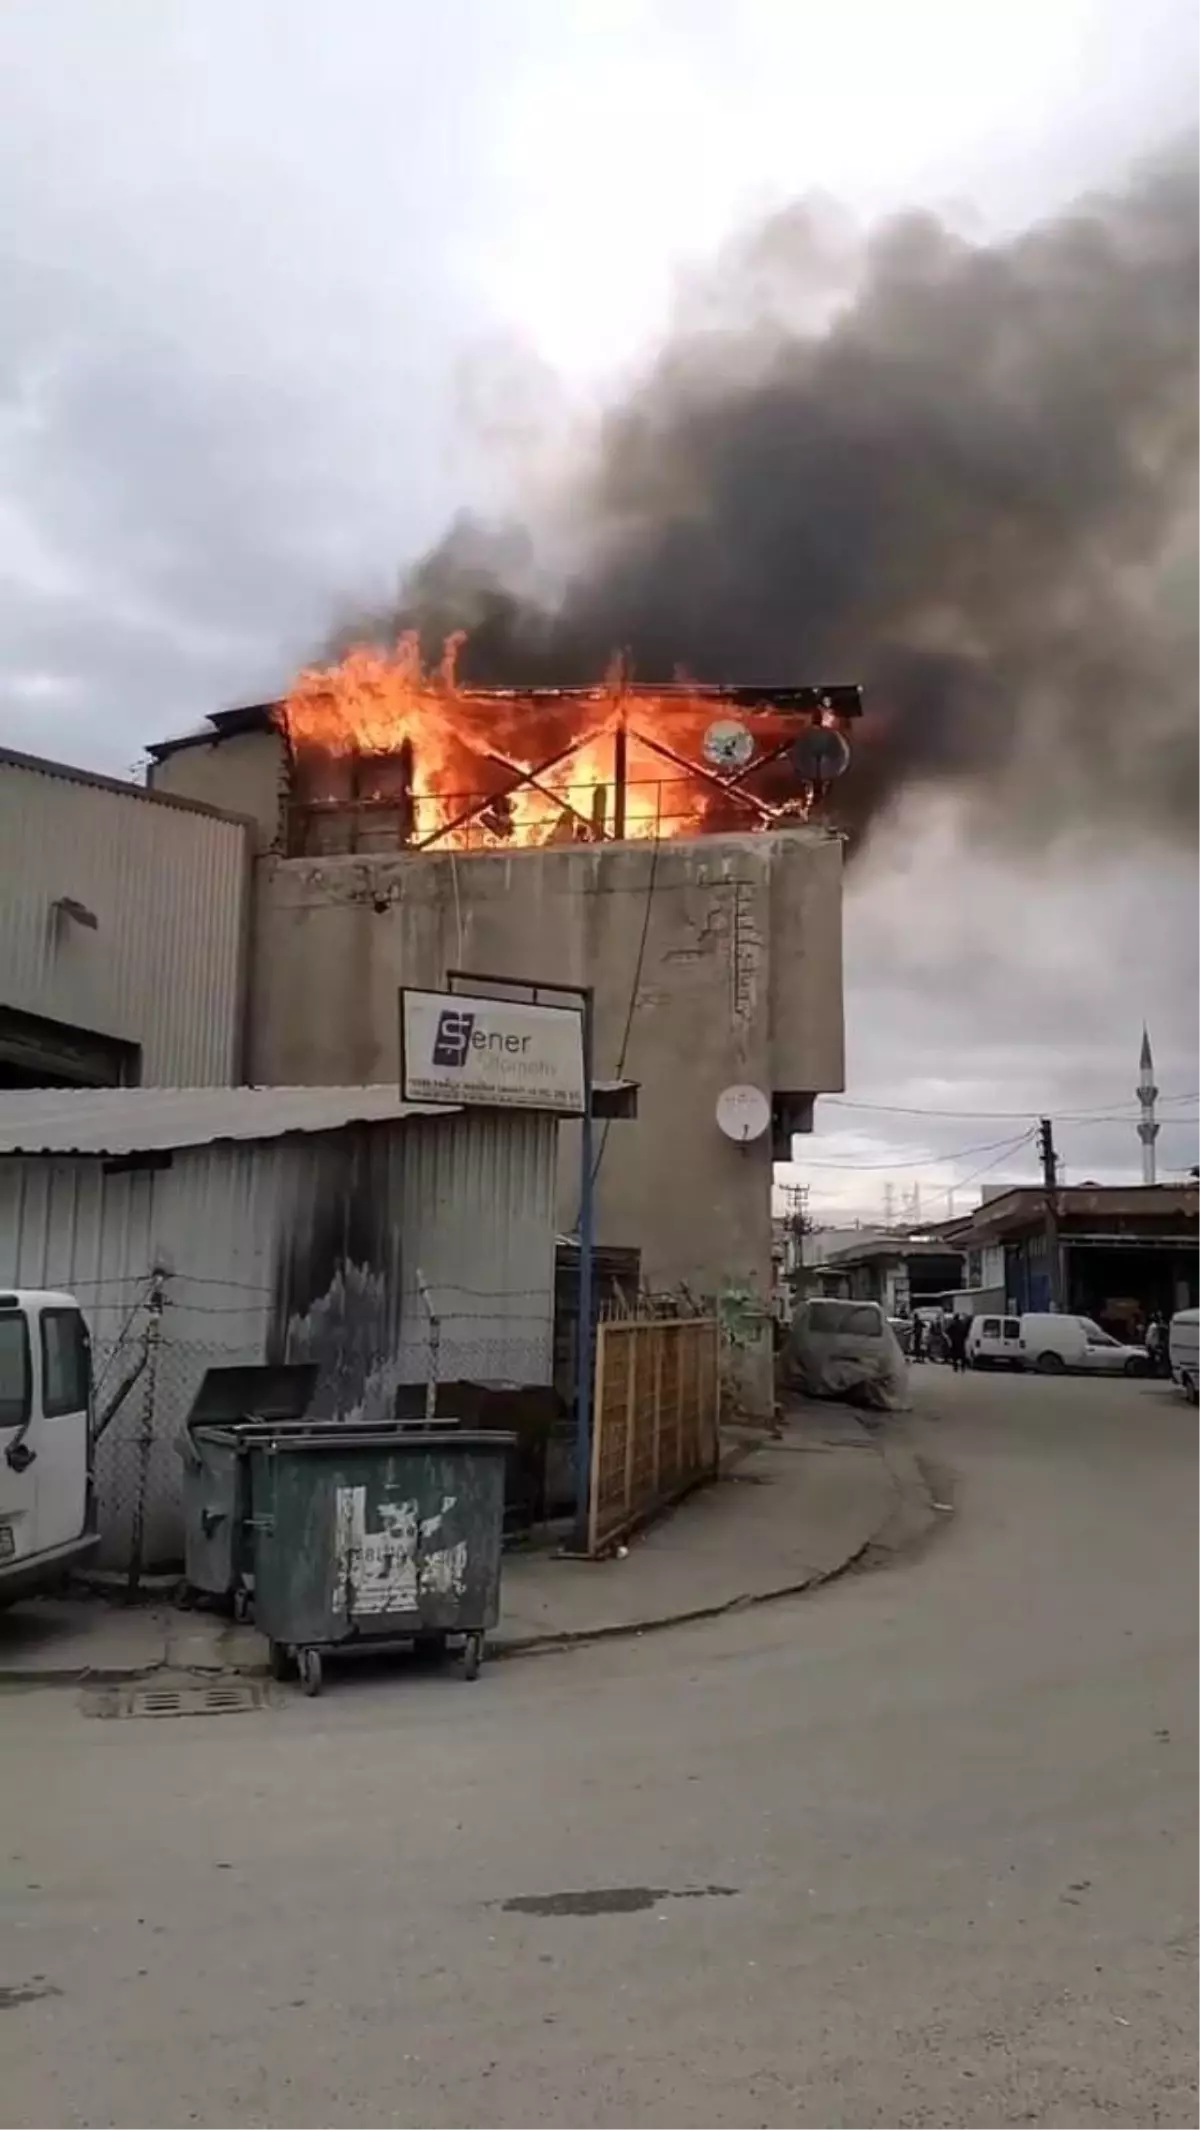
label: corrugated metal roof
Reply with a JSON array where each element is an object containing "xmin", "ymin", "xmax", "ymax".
[
  {"xmin": 0, "ymin": 742, "xmax": 249, "ymax": 821},
  {"xmin": 0, "ymin": 1086, "xmax": 457, "ymax": 1155},
  {"xmin": 949, "ymin": 1182, "xmax": 1199, "ymax": 1244},
  {"xmin": 145, "ymin": 703, "xmax": 279, "ymax": 763}
]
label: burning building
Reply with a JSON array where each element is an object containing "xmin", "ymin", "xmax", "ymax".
[
  {"xmin": 147, "ymin": 645, "xmax": 860, "ymax": 1412},
  {"xmin": 240, "ymin": 633, "xmax": 860, "ymax": 859}
]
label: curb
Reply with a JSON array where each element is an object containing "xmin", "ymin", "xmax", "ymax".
[
  {"xmin": 0, "ymin": 1659, "xmax": 167, "ymax": 1689},
  {"xmin": 0, "ymin": 1429, "xmax": 943, "ymax": 1689},
  {"xmin": 490, "ymin": 1430, "xmax": 942, "ymax": 1658}
]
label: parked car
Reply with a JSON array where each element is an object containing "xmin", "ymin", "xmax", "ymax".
[
  {"xmin": 1018, "ymin": 1312, "xmax": 1148, "ymax": 1377},
  {"xmin": 0, "ymin": 1290, "xmax": 99, "ymax": 1603},
  {"xmin": 966, "ymin": 1314, "xmax": 1024, "ymax": 1370},
  {"xmin": 1168, "ymin": 1308, "xmax": 1199, "ymax": 1405}
]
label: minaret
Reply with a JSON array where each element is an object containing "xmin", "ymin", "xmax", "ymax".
[{"xmin": 1137, "ymin": 1026, "xmax": 1159, "ymax": 1185}]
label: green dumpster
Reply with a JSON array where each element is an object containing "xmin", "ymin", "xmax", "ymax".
[
  {"xmin": 179, "ymin": 1364, "xmax": 319, "ymax": 1612},
  {"xmin": 247, "ymin": 1425, "xmax": 514, "ymax": 1693}
]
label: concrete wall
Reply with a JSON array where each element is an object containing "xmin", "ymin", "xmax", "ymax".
[
  {"xmin": 149, "ymin": 728, "xmax": 286, "ymax": 855},
  {"xmin": 250, "ymin": 833, "xmax": 843, "ymax": 1411}
]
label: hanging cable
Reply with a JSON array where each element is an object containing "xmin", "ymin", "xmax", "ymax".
[{"xmin": 587, "ymin": 828, "xmax": 662, "ymax": 1197}]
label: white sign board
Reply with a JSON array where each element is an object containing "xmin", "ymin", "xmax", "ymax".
[{"xmin": 400, "ymin": 988, "xmax": 585, "ymax": 1113}]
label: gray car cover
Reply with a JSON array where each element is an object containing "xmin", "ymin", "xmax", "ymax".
[{"xmin": 781, "ymin": 1298, "xmax": 911, "ymax": 1412}]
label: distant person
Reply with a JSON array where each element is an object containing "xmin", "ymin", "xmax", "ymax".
[
  {"xmin": 1146, "ymin": 1313, "xmax": 1168, "ymax": 1378},
  {"xmin": 910, "ymin": 1314, "xmax": 925, "ymax": 1363},
  {"xmin": 948, "ymin": 1313, "xmax": 969, "ymax": 1374}
]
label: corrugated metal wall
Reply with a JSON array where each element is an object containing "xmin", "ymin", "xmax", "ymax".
[
  {"xmin": 0, "ymin": 759, "xmax": 249, "ymax": 1084},
  {"xmin": 387, "ymin": 1110, "xmax": 557, "ymax": 1386},
  {"xmin": 0, "ymin": 1110, "xmax": 557, "ymax": 1568}
]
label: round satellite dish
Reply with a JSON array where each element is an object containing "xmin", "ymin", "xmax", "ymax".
[
  {"xmin": 703, "ymin": 718, "xmax": 755, "ymax": 772},
  {"xmin": 792, "ymin": 724, "xmax": 851, "ymax": 783},
  {"xmin": 716, "ymin": 1084, "xmax": 771, "ymax": 1144}
]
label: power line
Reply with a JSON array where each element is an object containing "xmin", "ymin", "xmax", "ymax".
[
  {"xmin": 822, "ymin": 1092, "xmax": 1199, "ymax": 1121},
  {"xmin": 588, "ymin": 829, "xmax": 662, "ymax": 1197},
  {"xmin": 796, "ymin": 1128, "xmax": 1037, "ymax": 1173}
]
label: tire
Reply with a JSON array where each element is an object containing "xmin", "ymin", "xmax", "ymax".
[
  {"xmin": 298, "ymin": 1648, "xmax": 323, "ymax": 1697},
  {"xmin": 1124, "ymin": 1356, "xmax": 1147, "ymax": 1378},
  {"xmin": 233, "ymin": 1587, "xmax": 251, "ymax": 1623},
  {"xmin": 462, "ymin": 1633, "xmax": 483, "ymax": 1682},
  {"xmin": 268, "ymin": 1639, "xmax": 292, "ymax": 1682},
  {"xmin": 1037, "ymin": 1351, "xmax": 1065, "ymax": 1375}
]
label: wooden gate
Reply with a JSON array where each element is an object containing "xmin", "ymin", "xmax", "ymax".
[{"xmin": 587, "ymin": 1315, "xmax": 721, "ymax": 1555}]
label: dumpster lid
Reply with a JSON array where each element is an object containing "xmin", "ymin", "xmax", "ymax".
[
  {"xmin": 186, "ymin": 1363, "xmax": 318, "ymax": 1429},
  {"xmin": 237, "ymin": 1425, "xmax": 518, "ymax": 1453}
]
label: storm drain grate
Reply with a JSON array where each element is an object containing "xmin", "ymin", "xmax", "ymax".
[{"xmin": 84, "ymin": 1680, "xmax": 271, "ymax": 1720}]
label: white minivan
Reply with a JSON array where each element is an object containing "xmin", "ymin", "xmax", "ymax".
[
  {"xmin": 966, "ymin": 1314, "xmax": 1023, "ymax": 1370},
  {"xmin": 0, "ymin": 1290, "xmax": 99, "ymax": 1602},
  {"xmin": 1168, "ymin": 1309, "xmax": 1199, "ymax": 1404},
  {"xmin": 1019, "ymin": 1312, "xmax": 1148, "ymax": 1377}
]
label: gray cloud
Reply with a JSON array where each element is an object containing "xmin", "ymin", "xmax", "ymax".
[
  {"xmin": 380, "ymin": 141, "xmax": 1198, "ymax": 856},
  {"xmin": 794, "ymin": 817, "xmax": 1199, "ymax": 1221}
]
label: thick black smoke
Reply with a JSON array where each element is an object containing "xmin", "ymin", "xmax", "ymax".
[{"xmin": 342, "ymin": 143, "xmax": 1198, "ymax": 847}]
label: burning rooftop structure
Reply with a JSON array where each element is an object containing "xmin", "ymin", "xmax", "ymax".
[{"xmin": 280, "ymin": 633, "xmax": 861, "ymax": 857}]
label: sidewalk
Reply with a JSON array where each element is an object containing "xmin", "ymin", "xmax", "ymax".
[{"xmin": 0, "ymin": 1406, "xmax": 937, "ymax": 1685}]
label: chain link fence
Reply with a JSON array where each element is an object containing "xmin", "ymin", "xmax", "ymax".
[{"xmin": 85, "ymin": 1271, "xmax": 555, "ymax": 1582}]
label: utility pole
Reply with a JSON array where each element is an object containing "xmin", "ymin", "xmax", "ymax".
[{"xmin": 1038, "ymin": 1118, "xmax": 1064, "ymax": 1311}]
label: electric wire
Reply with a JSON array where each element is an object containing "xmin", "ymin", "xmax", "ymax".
[{"xmin": 587, "ymin": 828, "xmax": 662, "ymax": 1197}]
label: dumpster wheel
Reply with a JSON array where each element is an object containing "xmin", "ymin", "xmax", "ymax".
[
  {"xmin": 297, "ymin": 1648, "xmax": 323, "ymax": 1696},
  {"xmin": 462, "ymin": 1633, "xmax": 484, "ymax": 1682},
  {"xmin": 267, "ymin": 1640, "xmax": 292, "ymax": 1683}
]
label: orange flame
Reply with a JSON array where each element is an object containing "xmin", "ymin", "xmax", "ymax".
[{"xmin": 280, "ymin": 633, "xmax": 818, "ymax": 854}]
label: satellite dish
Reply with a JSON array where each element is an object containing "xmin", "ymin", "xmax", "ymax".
[
  {"xmin": 716, "ymin": 1084, "xmax": 771, "ymax": 1144},
  {"xmin": 703, "ymin": 718, "xmax": 755, "ymax": 772},
  {"xmin": 792, "ymin": 724, "xmax": 851, "ymax": 783}
]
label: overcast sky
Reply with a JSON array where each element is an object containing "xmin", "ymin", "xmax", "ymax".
[{"xmin": 1, "ymin": 0, "xmax": 1195, "ymax": 1213}]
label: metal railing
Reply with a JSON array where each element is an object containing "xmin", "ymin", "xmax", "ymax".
[{"xmin": 287, "ymin": 774, "xmax": 805, "ymax": 856}]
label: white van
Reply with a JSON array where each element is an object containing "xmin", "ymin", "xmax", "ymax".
[
  {"xmin": 1168, "ymin": 1309, "xmax": 1199, "ymax": 1404},
  {"xmin": 966, "ymin": 1314, "xmax": 1023, "ymax": 1370},
  {"xmin": 1018, "ymin": 1313, "xmax": 1148, "ymax": 1377},
  {"xmin": 0, "ymin": 1291, "xmax": 99, "ymax": 1602}
]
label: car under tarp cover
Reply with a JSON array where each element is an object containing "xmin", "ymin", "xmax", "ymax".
[{"xmin": 782, "ymin": 1298, "xmax": 911, "ymax": 1412}]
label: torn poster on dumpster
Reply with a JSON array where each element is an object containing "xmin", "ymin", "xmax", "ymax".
[
  {"xmin": 332, "ymin": 1485, "xmax": 467, "ymax": 1619},
  {"xmin": 781, "ymin": 1299, "xmax": 911, "ymax": 1413}
]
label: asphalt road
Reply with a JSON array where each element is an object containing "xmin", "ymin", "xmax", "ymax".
[{"xmin": 2, "ymin": 1370, "xmax": 1196, "ymax": 2129}]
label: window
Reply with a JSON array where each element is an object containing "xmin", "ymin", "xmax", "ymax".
[
  {"xmin": 807, "ymin": 1301, "xmax": 882, "ymax": 1337},
  {"xmin": 0, "ymin": 1312, "xmax": 31, "ymax": 1429},
  {"xmin": 1004, "ymin": 1320, "xmax": 1021, "ymax": 1339},
  {"xmin": 981, "ymin": 1319, "xmax": 1001, "ymax": 1337},
  {"xmin": 1082, "ymin": 1320, "xmax": 1117, "ymax": 1348},
  {"xmin": 843, "ymin": 1305, "xmax": 883, "ymax": 1337},
  {"xmin": 40, "ymin": 1308, "xmax": 91, "ymax": 1417}
]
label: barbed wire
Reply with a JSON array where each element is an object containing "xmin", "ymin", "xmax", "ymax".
[{"xmin": 67, "ymin": 1271, "xmax": 567, "ymax": 1302}]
